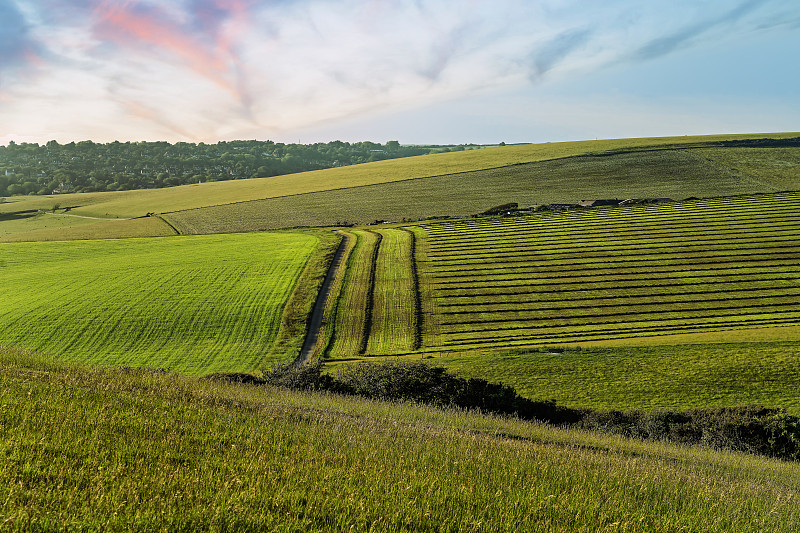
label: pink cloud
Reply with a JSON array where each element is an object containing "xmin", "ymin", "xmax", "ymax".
[{"xmin": 92, "ymin": 1, "xmax": 249, "ymax": 101}]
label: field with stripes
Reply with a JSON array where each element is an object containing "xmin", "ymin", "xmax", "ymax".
[
  {"xmin": 324, "ymin": 192, "xmax": 800, "ymax": 357},
  {"xmin": 0, "ymin": 232, "xmax": 324, "ymax": 374}
]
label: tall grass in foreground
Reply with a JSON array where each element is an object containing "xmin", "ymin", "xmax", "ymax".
[{"xmin": 2, "ymin": 347, "xmax": 800, "ymax": 532}]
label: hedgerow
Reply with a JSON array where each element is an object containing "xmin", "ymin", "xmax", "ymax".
[{"xmin": 206, "ymin": 360, "xmax": 800, "ymax": 461}]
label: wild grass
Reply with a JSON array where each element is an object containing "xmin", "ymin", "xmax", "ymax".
[
  {"xmin": 3, "ymin": 346, "xmax": 800, "ymax": 531},
  {"xmin": 0, "ymin": 231, "xmax": 320, "ymax": 374}
]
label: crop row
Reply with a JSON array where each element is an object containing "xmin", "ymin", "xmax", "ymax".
[{"xmin": 413, "ymin": 191, "xmax": 800, "ymax": 348}]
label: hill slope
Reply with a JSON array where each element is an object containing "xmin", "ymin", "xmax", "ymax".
[{"xmin": 3, "ymin": 347, "xmax": 800, "ymax": 531}]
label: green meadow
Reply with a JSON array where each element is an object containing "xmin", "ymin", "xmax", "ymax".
[
  {"xmin": 3, "ymin": 134, "xmax": 800, "ymax": 529},
  {"xmin": 3, "ymin": 347, "xmax": 800, "ymax": 532},
  {"xmin": 0, "ymin": 232, "xmax": 324, "ymax": 374}
]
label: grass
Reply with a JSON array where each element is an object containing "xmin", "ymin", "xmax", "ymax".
[
  {"xmin": 416, "ymin": 341, "xmax": 800, "ymax": 414},
  {"xmin": 416, "ymin": 192, "xmax": 800, "ymax": 350},
  {"xmin": 2, "ymin": 133, "xmax": 796, "ymax": 226},
  {"xmin": 693, "ymin": 146, "xmax": 800, "ymax": 190},
  {"xmin": 0, "ymin": 231, "xmax": 321, "ymax": 374},
  {"xmin": 366, "ymin": 228, "xmax": 418, "ymax": 354},
  {"xmin": 325, "ymin": 230, "xmax": 380, "ymax": 356},
  {"xmin": 0, "ymin": 214, "xmax": 176, "ymax": 242},
  {"xmin": 161, "ymin": 146, "xmax": 793, "ymax": 233},
  {"xmin": 3, "ymin": 346, "xmax": 800, "ymax": 531}
]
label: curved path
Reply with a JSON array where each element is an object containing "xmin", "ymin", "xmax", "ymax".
[{"xmin": 294, "ymin": 231, "xmax": 352, "ymax": 366}]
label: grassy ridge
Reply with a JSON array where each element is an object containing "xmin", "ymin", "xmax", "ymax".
[
  {"xmin": 3, "ymin": 347, "xmax": 800, "ymax": 531},
  {"xmin": 162, "ymin": 147, "xmax": 789, "ymax": 233},
  {"xmin": 0, "ymin": 232, "xmax": 319, "ymax": 374},
  {"xmin": 2, "ymin": 133, "xmax": 796, "ymax": 224}
]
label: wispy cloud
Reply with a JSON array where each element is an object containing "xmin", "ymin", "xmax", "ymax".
[
  {"xmin": 0, "ymin": 0, "xmax": 796, "ymax": 143},
  {"xmin": 631, "ymin": 0, "xmax": 771, "ymax": 61},
  {"xmin": 0, "ymin": 1, "xmax": 44, "ymax": 85}
]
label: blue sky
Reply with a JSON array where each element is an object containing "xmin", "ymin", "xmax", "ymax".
[{"xmin": 1, "ymin": 0, "xmax": 798, "ymax": 145}]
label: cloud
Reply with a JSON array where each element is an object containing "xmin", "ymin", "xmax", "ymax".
[
  {"xmin": 0, "ymin": 1, "xmax": 43, "ymax": 84},
  {"xmin": 529, "ymin": 28, "xmax": 593, "ymax": 80},
  {"xmin": 0, "ymin": 0, "xmax": 796, "ymax": 143},
  {"xmin": 631, "ymin": 0, "xmax": 770, "ymax": 61}
]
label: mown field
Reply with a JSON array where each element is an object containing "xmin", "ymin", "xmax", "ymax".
[
  {"xmin": 319, "ymin": 191, "xmax": 800, "ymax": 412},
  {"xmin": 163, "ymin": 147, "xmax": 787, "ymax": 233},
  {"xmin": 325, "ymin": 192, "xmax": 800, "ymax": 355},
  {"xmin": 0, "ymin": 231, "xmax": 328, "ymax": 374},
  {"xmin": 417, "ymin": 192, "xmax": 800, "ymax": 349},
  {"xmin": 4, "ymin": 347, "xmax": 800, "ymax": 532}
]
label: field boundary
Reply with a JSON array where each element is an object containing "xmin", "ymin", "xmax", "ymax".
[{"xmin": 295, "ymin": 232, "xmax": 351, "ymax": 365}]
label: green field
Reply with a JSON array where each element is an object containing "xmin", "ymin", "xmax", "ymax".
[
  {"xmin": 417, "ymin": 192, "xmax": 800, "ymax": 349},
  {"xmin": 0, "ymin": 133, "xmax": 798, "ymax": 232},
  {"xmin": 426, "ymin": 342, "xmax": 800, "ymax": 413},
  {"xmin": 0, "ymin": 232, "xmax": 322, "ymax": 374},
  {"xmin": 4, "ymin": 347, "xmax": 800, "ymax": 532},
  {"xmin": 162, "ymin": 145, "xmax": 799, "ymax": 234}
]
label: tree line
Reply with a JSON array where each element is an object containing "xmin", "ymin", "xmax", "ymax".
[{"xmin": 0, "ymin": 139, "xmax": 486, "ymax": 197}]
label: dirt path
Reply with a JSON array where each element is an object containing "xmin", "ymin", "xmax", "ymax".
[{"xmin": 294, "ymin": 231, "xmax": 352, "ymax": 366}]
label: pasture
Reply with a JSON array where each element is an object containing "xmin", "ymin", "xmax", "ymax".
[
  {"xmin": 0, "ymin": 232, "xmax": 323, "ymax": 374},
  {"xmin": 3, "ymin": 347, "xmax": 800, "ymax": 532}
]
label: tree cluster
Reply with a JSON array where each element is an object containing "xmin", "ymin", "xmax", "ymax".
[{"xmin": 0, "ymin": 139, "xmax": 481, "ymax": 197}]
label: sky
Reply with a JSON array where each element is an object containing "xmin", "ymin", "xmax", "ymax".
[{"xmin": 1, "ymin": 0, "xmax": 799, "ymax": 145}]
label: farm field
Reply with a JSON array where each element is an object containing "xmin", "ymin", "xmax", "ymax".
[
  {"xmin": 692, "ymin": 146, "xmax": 800, "ymax": 190},
  {"xmin": 415, "ymin": 191, "xmax": 800, "ymax": 350},
  {"xmin": 1, "ymin": 132, "xmax": 796, "ymax": 227},
  {"xmin": 0, "ymin": 212, "xmax": 176, "ymax": 242},
  {"xmin": 163, "ymin": 147, "xmax": 784, "ymax": 233},
  {"xmin": 324, "ymin": 192, "xmax": 800, "ymax": 358},
  {"xmin": 0, "ymin": 231, "xmax": 324, "ymax": 374},
  {"xmin": 4, "ymin": 347, "xmax": 800, "ymax": 532}
]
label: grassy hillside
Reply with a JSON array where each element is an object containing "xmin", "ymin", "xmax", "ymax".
[
  {"xmin": 164, "ymin": 147, "xmax": 786, "ymax": 233},
  {"xmin": 1, "ymin": 133, "xmax": 796, "ymax": 226},
  {"xmin": 3, "ymin": 347, "xmax": 800, "ymax": 531},
  {"xmin": 0, "ymin": 231, "xmax": 329, "ymax": 373}
]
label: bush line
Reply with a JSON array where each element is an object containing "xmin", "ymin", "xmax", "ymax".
[{"xmin": 209, "ymin": 361, "xmax": 800, "ymax": 462}]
